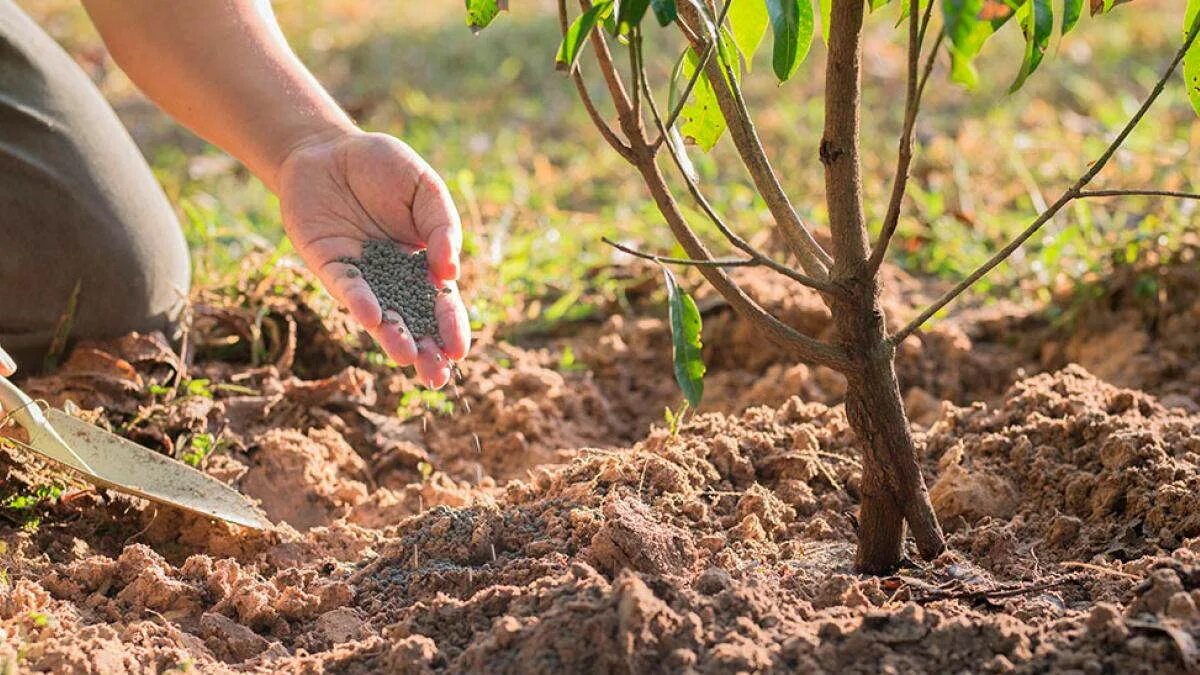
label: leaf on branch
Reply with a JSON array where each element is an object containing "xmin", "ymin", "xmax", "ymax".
[
  {"xmin": 819, "ymin": 0, "xmax": 832, "ymax": 44},
  {"xmin": 556, "ymin": 0, "xmax": 615, "ymax": 71},
  {"xmin": 465, "ymin": 0, "xmax": 503, "ymax": 33},
  {"xmin": 729, "ymin": 0, "xmax": 769, "ymax": 70},
  {"xmin": 1186, "ymin": 0, "xmax": 1200, "ymax": 118},
  {"xmin": 942, "ymin": 0, "xmax": 1007, "ymax": 88},
  {"xmin": 1010, "ymin": 0, "xmax": 1053, "ymax": 92},
  {"xmin": 661, "ymin": 266, "xmax": 706, "ymax": 408},
  {"xmin": 618, "ymin": 0, "xmax": 653, "ymax": 33},
  {"xmin": 669, "ymin": 27, "xmax": 740, "ymax": 150},
  {"xmin": 869, "ymin": 0, "xmax": 893, "ymax": 12},
  {"xmin": 1089, "ymin": 0, "xmax": 1133, "ymax": 16},
  {"xmin": 651, "ymin": 0, "xmax": 679, "ymax": 26},
  {"xmin": 1062, "ymin": 0, "xmax": 1083, "ymax": 34},
  {"xmin": 766, "ymin": 0, "xmax": 814, "ymax": 82}
]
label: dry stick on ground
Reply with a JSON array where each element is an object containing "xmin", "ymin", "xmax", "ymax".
[{"xmin": 891, "ymin": 13, "xmax": 1200, "ymax": 345}]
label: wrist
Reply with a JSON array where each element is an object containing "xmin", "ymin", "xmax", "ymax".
[{"xmin": 268, "ymin": 119, "xmax": 360, "ymax": 193}]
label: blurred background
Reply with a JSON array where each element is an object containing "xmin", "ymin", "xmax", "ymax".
[{"xmin": 15, "ymin": 0, "xmax": 1199, "ymax": 335}]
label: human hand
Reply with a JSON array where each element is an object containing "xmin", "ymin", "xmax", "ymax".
[{"xmin": 277, "ymin": 130, "xmax": 470, "ymax": 388}]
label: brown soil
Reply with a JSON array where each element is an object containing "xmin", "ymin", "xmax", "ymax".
[{"xmin": 4, "ymin": 258, "xmax": 1200, "ymax": 674}]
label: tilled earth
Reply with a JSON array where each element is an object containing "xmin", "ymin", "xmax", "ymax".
[{"xmin": 3, "ymin": 255, "xmax": 1200, "ymax": 673}]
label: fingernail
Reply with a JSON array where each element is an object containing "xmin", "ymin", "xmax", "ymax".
[{"xmin": 0, "ymin": 346, "xmax": 16, "ymax": 375}]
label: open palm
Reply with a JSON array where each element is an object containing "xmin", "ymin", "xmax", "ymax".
[{"xmin": 277, "ymin": 131, "xmax": 470, "ymax": 388}]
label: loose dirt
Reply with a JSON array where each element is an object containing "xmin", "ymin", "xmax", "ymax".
[{"xmin": 3, "ymin": 256, "xmax": 1200, "ymax": 673}]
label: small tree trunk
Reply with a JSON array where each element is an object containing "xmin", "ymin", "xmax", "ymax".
[{"xmin": 821, "ymin": 0, "xmax": 945, "ymax": 574}]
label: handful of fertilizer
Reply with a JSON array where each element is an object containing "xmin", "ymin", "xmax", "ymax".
[{"xmin": 339, "ymin": 241, "xmax": 447, "ymax": 348}]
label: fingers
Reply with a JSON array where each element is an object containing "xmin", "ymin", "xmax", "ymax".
[
  {"xmin": 414, "ymin": 172, "xmax": 462, "ymax": 281},
  {"xmin": 414, "ymin": 337, "xmax": 451, "ymax": 389},
  {"xmin": 0, "ymin": 344, "xmax": 15, "ymax": 377},
  {"xmin": 318, "ymin": 261, "xmax": 383, "ymax": 330},
  {"xmin": 378, "ymin": 310, "xmax": 419, "ymax": 365},
  {"xmin": 434, "ymin": 283, "xmax": 471, "ymax": 361},
  {"xmin": 425, "ymin": 221, "xmax": 461, "ymax": 281}
]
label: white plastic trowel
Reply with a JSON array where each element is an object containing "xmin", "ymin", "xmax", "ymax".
[{"xmin": 0, "ymin": 375, "xmax": 271, "ymax": 530}]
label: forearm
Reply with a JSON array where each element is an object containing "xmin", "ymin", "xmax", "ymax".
[{"xmin": 82, "ymin": 0, "xmax": 354, "ymax": 192}]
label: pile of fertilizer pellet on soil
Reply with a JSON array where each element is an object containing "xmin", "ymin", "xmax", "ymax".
[{"xmin": 340, "ymin": 241, "xmax": 445, "ymax": 347}]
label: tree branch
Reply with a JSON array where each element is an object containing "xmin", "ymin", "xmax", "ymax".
[
  {"xmin": 821, "ymin": 0, "xmax": 870, "ymax": 274},
  {"xmin": 631, "ymin": 32, "xmax": 837, "ymax": 295},
  {"xmin": 581, "ymin": 0, "xmax": 641, "ymax": 141},
  {"xmin": 891, "ymin": 14, "xmax": 1200, "ymax": 345},
  {"xmin": 675, "ymin": 1, "xmax": 833, "ymax": 279},
  {"xmin": 557, "ymin": 0, "xmax": 634, "ymax": 161},
  {"xmin": 1077, "ymin": 189, "xmax": 1200, "ymax": 201},
  {"xmin": 602, "ymin": 236, "xmax": 758, "ymax": 267},
  {"xmin": 867, "ymin": 2, "xmax": 943, "ymax": 276},
  {"xmin": 626, "ymin": 148, "xmax": 851, "ymax": 369}
]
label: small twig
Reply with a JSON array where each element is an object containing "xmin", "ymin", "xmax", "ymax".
[
  {"xmin": 867, "ymin": 1, "xmax": 944, "ymax": 275},
  {"xmin": 892, "ymin": 13, "xmax": 1200, "ymax": 345},
  {"xmin": 1077, "ymin": 189, "xmax": 1200, "ymax": 201},
  {"xmin": 1058, "ymin": 560, "xmax": 1140, "ymax": 580},
  {"xmin": 557, "ymin": 0, "xmax": 634, "ymax": 161},
  {"xmin": 604, "ymin": 237, "xmax": 758, "ymax": 268},
  {"xmin": 914, "ymin": 574, "xmax": 1081, "ymax": 603}
]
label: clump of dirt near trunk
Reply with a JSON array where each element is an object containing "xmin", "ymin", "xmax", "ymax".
[{"xmin": 7, "ymin": 359, "xmax": 1200, "ymax": 673}]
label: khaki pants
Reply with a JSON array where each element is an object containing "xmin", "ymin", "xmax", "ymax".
[{"xmin": 0, "ymin": 0, "xmax": 190, "ymax": 372}]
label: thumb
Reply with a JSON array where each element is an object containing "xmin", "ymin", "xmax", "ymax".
[{"xmin": 0, "ymin": 344, "xmax": 16, "ymax": 377}]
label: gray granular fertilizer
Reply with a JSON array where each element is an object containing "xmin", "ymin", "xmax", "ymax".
[{"xmin": 339, "ymin": 241, "xmax": 446, "ymax": 348}]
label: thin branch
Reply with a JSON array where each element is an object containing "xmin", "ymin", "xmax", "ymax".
[
  {"xmin": 892, "ymin": 14, "xmax": 1200, "ymax": 345},
  {"xmin": 581, "ymin": 0, "xmax": 639, "ymax": 139},
  {"xmin": 675, "ymin": 0, "xmax": 834, "ymax": 278},
  {"xmin": 1077, "ymin": 189, "xmax": 1200, "ymax": 201},
  {"xmin": 602, "ymin": 236, "xmax": 757, "ymax": 267},
  {"xmin": 557, "ymin": 0, "xmax": 634, "ymax": 161},
  {"xmin": 867, "ymin": 4, "xmax": 944, "ymax": 276},
  {"xmin": 631, "ymin": 32, "xmax": 836, "ymax": 294}
]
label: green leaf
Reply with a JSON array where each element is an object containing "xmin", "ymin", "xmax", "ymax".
[
  {"xmin": 819, "ymin": 0, "xmax": 832, "ymax": 43},
  {"xmin": 465, "ymin": 0, "xmax": 501, "ymax": 32},
  {"xmin": 729, "ymin": 0, "xmax": 769, "ymax": 70},
  {"xmin": 650, "ymin": 0, "xmax": 678, "ymax": 26},
  {"xmin": 671, "ymin": 48, "xmax": 726, "ymax": 150},
  {"xmin": 942, "ymin": 0, "xmax": 995, "ymax": 87},
  {"xmin": 869, "ymin": 0, "xmax": 892, "ymax": 10},
  {"xmin": 661, "ymin": 266, "xmax": 706, "ymax": 408},
  {"xmin": 1009, "ymin": 0, "xmax": 1053, "ymax": 92},
  {"xmin": 1185, "ymin": 0, "xmax": 1200, "ymax": 118},
  {"xmin": 617, "ymin": 0, "xmax": 652, "ymax": 33},
  {"xmin": 1062, "ymin": 0, "xmax": 1083, "ymax": 34},
  {"xmin": 556, "ymin": 1, "xmax": 614, "ymax": 71},
  {"xmin": 766, "ymin": 0, "xmax": 814, "ymax": 82}
]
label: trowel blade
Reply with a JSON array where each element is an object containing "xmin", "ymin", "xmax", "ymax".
[{"xmin": 41, "ymin": 409, "xmax": 271, "ymax": 530}]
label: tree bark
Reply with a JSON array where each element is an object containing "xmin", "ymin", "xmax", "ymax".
[{"xmin": 821, "ymin": 0, "xmax": 945, "ymax": 574}]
